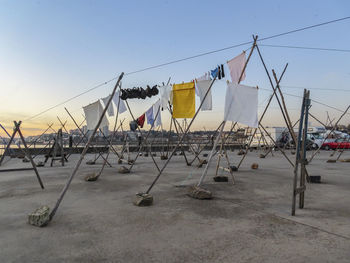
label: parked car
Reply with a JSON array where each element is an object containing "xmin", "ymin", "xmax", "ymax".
[
  {"xmin": 307, "ymin": 134, "xmax": 325, "ymax": 149},
  {"xmin": 321, "ymin": 139, "xmax": 350, "ymax": 150},
  {"xmin": 287, "ymin": 139, "xmax": 315, "ymax": 151}
]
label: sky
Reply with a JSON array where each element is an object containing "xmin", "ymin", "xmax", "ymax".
[{"xmin": 0, "ymin": 0, "xmax": 350, "ymax": 136}]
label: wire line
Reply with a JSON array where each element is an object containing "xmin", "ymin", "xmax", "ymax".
[
  {"xmin": 25, "ymin": 16, "xmax": 350, "ymax": 121},
  {"xmin": 260, "ymin": 44, "xmax": 350, "ymax": 53}
]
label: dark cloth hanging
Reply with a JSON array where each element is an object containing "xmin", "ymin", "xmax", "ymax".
[
  {"xmin": 221, "ymin": 64, "xmax": 225, "ymax": 78},
  {"xmin": 211, "ymin": 64, "xmax": 225, "ymax": 79},
  {"xmin": 136, "ymin": 113, "xmax": 145, "ymax": 128},
  {"xmin": 120, "ymin": 85, "xmax": 159, "ymax": 100}
]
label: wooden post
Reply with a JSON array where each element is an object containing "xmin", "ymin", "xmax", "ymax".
[
  {"xmin": 299, "ymin": 90, "xmax": 310, "ymax": 209},
  {"xmin": 308, "ymin": 105, "xmax": 350, "ymax": 163},
  {"xmin": 48, "ymin": 72, "xmax": 124, "ymax": 221},
  {"xmin": 15, "ymin": 121, "xmax": 45, "ymax": 189},
  {"xmin": 124, "ymin": 100, "xmax": 161, "ymax": 172},
  {"xmin": 145, "ymin": 74, "xmax": 218, "ymax": 194},
  {"xmin": 65, "ymin": 107, "xmax": 111, "ymax": 166},
  {"xmin": 196, "ymin": 36, "xmax": 258, "ymax": 186},
  {"xmin": 259, "ymin": 124, "xmax": 294, "ymax": 167},
  {"xmin": 0, "ymin": 124, "xmax": 18, "ymax": 166},
  {"xmin": 292, "ymin": 90, "xmax": 308, "ymax": 216}
]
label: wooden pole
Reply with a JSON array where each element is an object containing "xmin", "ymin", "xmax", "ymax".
[
  {"xmin": 299, "ymin": 90, "xmax": 310, "ymax": 209},
  {"xmin": 48, "ymin": 72, "xmax": 124, "ymax": 221},
  {"xmin": 235, "ymin": 60, "xmax": 289, "ymax": 170},
  {"xmin": 128, "ymin": 105, "xmax": 162, "ymax": 172},
  {"xmin": 15, "ymin": 121, "xmax": 45, "ymax": 189},
  {"xmin": 196, "ymin": 36, "xmax": 258, "ymax": 185},
  {"xmin": 292, "ymin": 90, "xmax": 307, "ymax": 216},
  {"xmin": 0, "ymin": 124, "xmax": 18, "ymax": 166},
  {"xmin": 259, "ymin": 123, "xmax": 294, "ymax": 167},
  {"xmin": 272, "ymin": 69, "xmax": 298, "ymax": 145},
  {"xmin": 145, "ymin": 75, "xmax": 218, "ymax": 194},
  {"xmin": 308, "ymin": 105, "xmax": 350, "ymax": 163},
  {"xmin": 65, "ymin": 107, "xmax": 111, "ymax": 166},
  {"xmin": 124, "ymin": 100, "xmax": 161, "ymax": 172},
  {"xmin": 95, "ymin": 86, "xmax": 125, "ymax": 179}
]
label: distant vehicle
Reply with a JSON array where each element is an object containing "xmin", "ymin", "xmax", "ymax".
[
  {"xmin": 307, "ymin": 127, "xmax": 326, "ymax": 149},
  {"xmin": 307, "ymin": 134, "xmax": 325, "ymax": 149},
  {"xmin": 321, "ymin": 139, "xmax": 350, "ymax": 150}
]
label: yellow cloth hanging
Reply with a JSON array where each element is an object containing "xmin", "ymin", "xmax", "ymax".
[{"xmin": 172, "ymin": 82, "xmax": 195, "ymax": 118}]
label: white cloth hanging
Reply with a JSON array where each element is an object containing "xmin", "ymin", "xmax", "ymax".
[
  {"xmin": 224, "ymin": 82, "xmax": 258, "ymax": 128},
  {"xmin": 227, "ymin": 52, "xmax": 246, "ymax": 83},
  {"xmin": 146, "ymin": 105, "xmax": 154, "ymax": 126},
  {"xmin": 101, "ymin": 95, "xmax": 115, "ymax": 117},
  {"xmin": 159, "ymin": 85, "xmax": 172, "ymax": 110},
  {"xmin": 112, "ymin": 91, "xmax": 127, "ymax": 113},
  {"xmin": 196, "ymin": 72, "xmax": 211, "ymax": 81},
  {"xmin": 83, "ymin": 100, "xmax": 109, "ymax": 130},
  {"xmin": 195, "ymin": 80, "xmax": 212, "ymax": 111},
  {"xmin": 153, "ymin": 99, "xmax": 162, "ymax": 127}
]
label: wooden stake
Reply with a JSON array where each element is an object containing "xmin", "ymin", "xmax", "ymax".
[{"xmin": 48, "ymin": 72, "xmax": 124, "ymax": 221}]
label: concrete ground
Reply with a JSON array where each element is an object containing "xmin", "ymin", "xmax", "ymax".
[{"xmin": 0, "ymin": 149, "xmax": 349, "ymax": 262}]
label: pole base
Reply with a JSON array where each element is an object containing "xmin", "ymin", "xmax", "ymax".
[
  {"xmin": 213, "ymin": 176, "xmax": 228, "ymax": 182},
  {"xmin": 309, "ymin": 175, "xmax": 321, "ymax": 183},
  {"xmin": 133, "ymin": 193, "xmax": 153, "ymax": 206},
  {"xmin": 28, "ymin": 206, "xmax": 50, "ymax": 227},
  {"xmin": 160, "ymin": 155, "xmax": 168, "ymax": 160},
  {"xmin": 326, "ymin": 159, "xmax": 336, "ymax": 163},
  {"xmin": 118, "ymin": 166, "xmax": 130, "ymax": 174},
  {"xmin": 85, "ymin": 173, "xmax": 99, "ymax": 181},
  {"xmin": 187, "ymin": 185, "xmax": 212, "ymax": 199},
  {"xmin": 36, "ymin": 161, "xmax": 45, "ymax": 167},
  {"xmin": 197, "ymin": 159, "xmax": 208, "ymax": 168},
  {"xmin": 86, "ymin": 160, "xmax": 96, "ymax": 165},
  {"xmin": 259, "ymin": 154, "xmax": 265, "ymax": 158},
  {"xmin": 230, "ymin": 165, "xmax": 238, "ymax": 172}
]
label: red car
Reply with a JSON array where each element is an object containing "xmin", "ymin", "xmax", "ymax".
[{"xmin": 322, "ymin": 139, "xmax": 350, "ymax": 150}]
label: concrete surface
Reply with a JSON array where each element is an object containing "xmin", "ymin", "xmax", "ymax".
[{"xmin": 0, "ymin": 149, "xmax": 349, "ymax": 262}]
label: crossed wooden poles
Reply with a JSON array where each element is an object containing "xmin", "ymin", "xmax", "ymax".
[
  {"xmin": 35, "ymin": 72, "xmax": 124, "ymax": 225},
  {"xmin": 0, "ymin": 121, "xmax": 44, "ymax": 189},
  {"xmin": 64, "ymin": 107, "xmax": 112, "ymax": 167},
  {"xmin": 197, "ymin": 36, "xmax": 301, "ymax": 188},
  {"xmin": 307, "ymin": 105, "xmax": 350, "ymax": 163},
  {"xmin": 142, "ymin": 75, "xmax": 219, "ymax": 195}
]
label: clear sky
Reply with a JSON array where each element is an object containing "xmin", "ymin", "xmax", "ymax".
[{"xmin": 1, "ymin": 0, "xmax": 350, "ymax": 136}]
